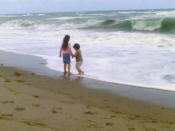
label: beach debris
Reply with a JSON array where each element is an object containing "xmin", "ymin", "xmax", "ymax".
[
  {"xmin": 52, "ymin": 107, "xmax": 63, "ymax": 114},
  {"xmin": 23, "ymin": 121, "xmax": 47, "ymax": 127},
  {"xmin": 151, "ymin": 120, "xmax": 158, "ymax": 123},
  {"xmin": 52, "ymin": 110, "xmax": 58, "ymax": 114},
  {"xmin": 2, "ymin": 100, "xmax": 14, "ymax": 104},
  {"xmin": 14, "ymin": 72, "xmax": 21, "ymax": 76},
  {"xmin": 84, "ymin": 111, "xmax": 96, "ymax": 115},
  {"xmin": 33, "ymin": 95, "xmax": 39, "ymax": 98},
  {"xmin": 0, "ymin": 115, "xmax": 12, "ymax": 120},
  {"xmin": 15, "ymin": 79, "xmax": 25, "ymax": 83},
  {"xmin": 2, "ymin": 101, "xmax": 9, "ymax": 104},
  {"xmin": 161, "ymin": 106, "xmax": 166, "ymax": 110},
  {"xmin": 15, "ymin": 107, "xmax": 25, "ymax": 111},
  {"xmin": 31, "ymin": 72, "xmax": 35, "ymax": 75},
  {"xmin": 1, "ymin": 114, "xmax": 13, "ymax": 117},
  {"xmin": 128, "ymin": 127, "xmax": 135, "ymax": 130},
  {"xmin": 5, "ymin": 79, "xmax": 11, "ymax": 83},
  {"xmin": 104, "ymin": 99, "xmax": 108, "ymax": 102},
  {"xmin": 105, "ymin": 122, "xmax": 113, "ymax": 126}
]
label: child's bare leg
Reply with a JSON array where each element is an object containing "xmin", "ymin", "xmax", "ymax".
[
  {"xmin": 68, "ymin": 64, "xmax": 71, "ymax": 75},
  {"xmin": 80, "ymin": 70, "xmax": 84, "ymax": 75},
  {"xmin": 79, "ymin": 69, "xmax": 84, "ymax": 75},
  {"xmin": 77, "ymin": 69, "xmax": 81, "ymax": 75},
  {"xmin": 64, "ymin": 64, "xmax": 67, "ymax": 73}
]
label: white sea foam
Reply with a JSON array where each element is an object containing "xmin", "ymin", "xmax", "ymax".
[
  {"xmin": 156, "ymin": 10, "xmax": 175, "ymax": 17},
  {"xmin": 132, "ymin": 19, "xmax": 162, "ymax": 31}
]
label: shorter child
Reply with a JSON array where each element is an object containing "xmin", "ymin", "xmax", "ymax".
[{"xmin": 73, "ymin": 43, "xmax": 84, "ymax": 75}]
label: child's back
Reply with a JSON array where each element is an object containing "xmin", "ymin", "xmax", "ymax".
[
  {"xmin": 60, "ymin": 35, "xmax": 72, "ymax": 75},
  {"xmin": 75, "ymin": 49, "xmax": 83, "ymax": 62}
]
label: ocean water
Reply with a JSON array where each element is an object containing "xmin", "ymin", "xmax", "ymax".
[{"xmin": 1, "ymin": 9, "xmax": 175, "ymax": 91}]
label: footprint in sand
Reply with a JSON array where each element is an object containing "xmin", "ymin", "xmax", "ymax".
[
  {"xmin": 84, "ymin": 111, "xmax": 96, "ymax": 115},
  {"xmin": 51, "ymin": 107, "xmax": 63, "ymax": 114},
  {"xmin": 105, "ymin": 122, "xmax": 113, "ymax": 126},
  {"xmin": 23, "ymin": 121, "xmax": 46, "ymax": 127},
  {"xmin": 2, "ymin": 114, "xmax": 13, "ymax": 117},
  {"xmin": 104, "ymin": 99, "xmax": 108, "ymax": 102},
  {"xmin": 32, "ymin": 104, "xmax": 40, "ymax": 107},
  {"xmin": 52, "ymin": 110, "xmax": 58, "ymax": 114},
  {"xmin": 15, "ymin": 107, "xmax": 25, "ymax": 111},
  {"xmin": 33, "ymin": 95, "xmax": 40, "ymax": 99},
  {"xmin": 128, "ymin": 127, "xmax": 135, "ymax": 131},
  {"xmin": 5, "ymin": 79, "xmax": 11, "ymax": 83},
  {"xmin": 15, "ymin": 80, "xmax": 25, "ymax": 83},
  {"xmin": 2, "ymin": 100, "xmax": 15, "ymax": 104}
]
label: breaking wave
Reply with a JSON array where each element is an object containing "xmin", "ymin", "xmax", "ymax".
[{"xmin": 85, "ymin": 18, "xmax": 175, "ymax": 33}]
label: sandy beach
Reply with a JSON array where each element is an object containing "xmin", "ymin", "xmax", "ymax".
[{"xmin": 0, "ymin": 51, "xmax": 175, "ymax": 131}]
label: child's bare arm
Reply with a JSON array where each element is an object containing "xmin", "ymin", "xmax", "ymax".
[
  {"xmin": 72, "ymin": 51, "xmax": 78, "ymax": 58},
  {"xmin": 72, "ymin": 53, "xmax": 75, "ymax": 57},
  {"xmin": 59, "ymin": 47, "xmax": 62, "ymax": 57}
]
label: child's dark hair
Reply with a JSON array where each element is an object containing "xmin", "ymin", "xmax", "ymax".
[
  {"xmin": 73, "ymin": 43, "xmax": 80, "ymax": 49},
  {"xmin": 62, "ymin": 35, "xmax": 70, "ymax": 50}
]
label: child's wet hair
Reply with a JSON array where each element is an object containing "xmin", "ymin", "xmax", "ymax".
[
  {"xmin": 73, "ymin": 43, "xmax": 80, "ymax": 49},
  {"xmin": 62, "ymin": 35, "xmax": 70, "ymax": 50}
]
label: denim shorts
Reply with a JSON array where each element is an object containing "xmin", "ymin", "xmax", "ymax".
[{"xmin": 63, "ymin": 53, "xmax": 71, "ymax": 64}]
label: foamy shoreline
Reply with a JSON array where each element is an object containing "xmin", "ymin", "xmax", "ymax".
[{"xmin": 0, "ymin": 50, "xmax": 175, "ymax": 108}]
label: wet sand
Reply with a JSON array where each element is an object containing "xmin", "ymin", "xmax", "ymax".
[{"xmin": 0, "ymin": 65, "xmax": 174, "ymax": 131}]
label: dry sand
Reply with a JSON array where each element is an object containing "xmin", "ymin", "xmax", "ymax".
[{"xmin": 0, "ymin": 65, "xmax": 175, "ymax": 131}]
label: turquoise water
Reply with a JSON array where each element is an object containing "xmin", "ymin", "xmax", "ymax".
[
  {"xmin": 1, "ymin": 9, "xmax": 175, "ymax": 33},
  {"xmin": 1, "ymin": 9, "xmax": 175, "ymax": 91}
]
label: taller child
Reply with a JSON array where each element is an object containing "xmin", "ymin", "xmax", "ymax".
[{"xmin": 60, "ymin": 35, "xmax": 73, "ymax": 75}]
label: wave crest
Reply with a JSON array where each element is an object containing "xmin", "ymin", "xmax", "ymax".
[
  {"xmin": 0, "ymin": 20, "xmax": 54, "ymax": 30},
  {"xmin": 85, "ymin": 18, "xmax": 175, "ymax": 33}
]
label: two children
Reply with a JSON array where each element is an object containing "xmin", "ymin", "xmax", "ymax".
[{"xmin": 60, "ymin": 35, "xmax": 84, "ymax": 75}]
